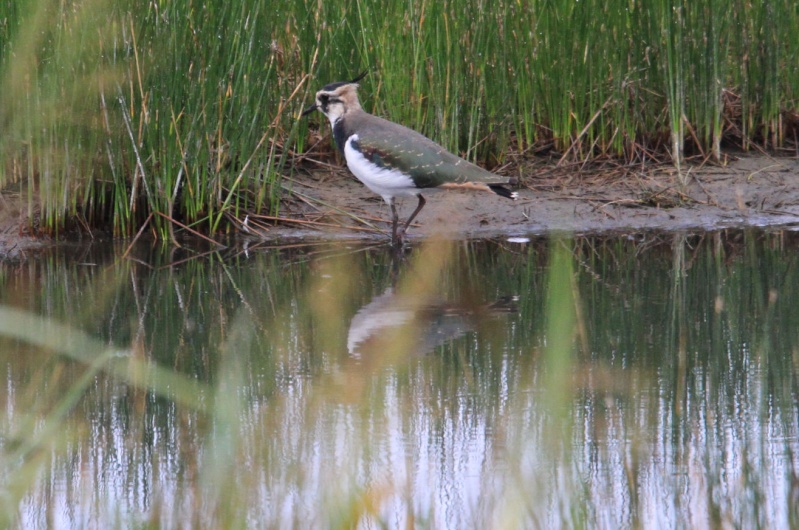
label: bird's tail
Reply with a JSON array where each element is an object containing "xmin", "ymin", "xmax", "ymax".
[{"xmin": 488, "ymin": 184, "xmax": 519, "ymax": 200}]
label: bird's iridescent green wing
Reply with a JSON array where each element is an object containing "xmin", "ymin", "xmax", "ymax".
[{"xmin": 353, "ymin": 116, "xmax": 507, "ymax": 188}]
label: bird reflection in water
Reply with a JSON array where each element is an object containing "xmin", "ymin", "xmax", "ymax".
[{"xmin": 347, "ymin": 286, "xmax": 517, "ymax": 359}]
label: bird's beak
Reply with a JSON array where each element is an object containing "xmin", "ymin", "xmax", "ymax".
[{"xmin": 301, "ymin": 103, "xmax": 318, "ymax": 117}]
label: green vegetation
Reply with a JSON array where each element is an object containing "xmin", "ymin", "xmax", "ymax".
[{"xmin": 1, "ymin": 0, "xmax": 798, "ymax": 236}]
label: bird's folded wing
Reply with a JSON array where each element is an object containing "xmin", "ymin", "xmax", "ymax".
[{"xmin": 353, "ymin": 116, "xmax": 512, "ymax": 188}]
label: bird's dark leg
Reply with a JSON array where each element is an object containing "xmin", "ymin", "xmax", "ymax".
[
  {"xmin": 390, "ymin": 200, "xmax": 403, "ymax": 248},
  {"xmin": 400, "ymin": 194, "xmax": 426, "ymax": 239}
]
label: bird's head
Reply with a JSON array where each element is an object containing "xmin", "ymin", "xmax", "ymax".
[{"xmin": 302, "ymin": 71, "xmax": 367, "ymax": 125}]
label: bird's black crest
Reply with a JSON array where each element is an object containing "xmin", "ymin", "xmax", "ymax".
[{"xmin": 321, "ymin": 70, "xmax": 369, "ymax": 92}]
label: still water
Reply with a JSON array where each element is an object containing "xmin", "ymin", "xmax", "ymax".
[{"xmin": 1, "ymin": 230, "xmax": 798, "ymax": 529}]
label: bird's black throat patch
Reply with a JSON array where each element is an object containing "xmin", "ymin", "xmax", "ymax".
[{"xmin": 333, "ymin": 119, "xmax": 350, "ymax": 156}]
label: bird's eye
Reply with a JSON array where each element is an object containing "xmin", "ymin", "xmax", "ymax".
[{"xmin": 319, "ymin": 94, "xmax": 329, "ymax": 104}]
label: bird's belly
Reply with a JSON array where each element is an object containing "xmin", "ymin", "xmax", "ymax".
[{"xmin": 344, "ymin": 137, "xmax": 419, "ymax": 202}]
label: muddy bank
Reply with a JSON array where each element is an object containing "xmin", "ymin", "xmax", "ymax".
[
  {"xmin": 270, "ymin": 155, "xmax": 799, "ymax": 242},
  {"xmin": 0, "ymin": 193, "xmax": 48, "ymax": 260},
  {"xmin": 2, "ymin": 155, "xmax": 799, "ymax": 258}
]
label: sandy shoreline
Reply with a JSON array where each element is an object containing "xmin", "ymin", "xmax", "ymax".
[
  {"xmin": 262, "ymin": 154, "xmax": 799, "ymax": 243},
  {"xmin": 3, "ymin": 155, "xmax": 798, "ymax": 258}
]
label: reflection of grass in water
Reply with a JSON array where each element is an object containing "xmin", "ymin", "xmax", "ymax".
[
  {"xmin": 2, "ymin": 233, "xmax": 799, "ymax": 526},
  {"xmin": 0, "ymin": 306, "xmax": 210, "ymax": 527}
]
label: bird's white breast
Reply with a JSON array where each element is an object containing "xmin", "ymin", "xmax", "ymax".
[{"xmin": 344, "ymin": 134, "xmax": 418, "ymax": 203}]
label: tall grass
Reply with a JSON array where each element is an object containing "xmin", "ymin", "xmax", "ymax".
[{"xmin": 1, "ymin": 0, "xmax": 798, "ymax": 237}]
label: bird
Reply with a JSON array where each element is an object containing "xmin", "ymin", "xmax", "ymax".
[{"xmin": 302, "ymin": 72, "xmax": 518, "ymax": 247}]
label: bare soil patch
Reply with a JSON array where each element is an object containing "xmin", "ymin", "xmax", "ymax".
[
  {"xmin": 258, "ymin": 154, "xmax": 799, "ymax": 242},
  {"xmin": 2, "ymin": 155, "xmax": 799, "ymax": 258},
  {"xmin": 0, "ymin": 193, "xmax": 48, "ymax": 260}
]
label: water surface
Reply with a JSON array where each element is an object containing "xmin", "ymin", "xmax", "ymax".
[{"xmin": 1, "ymin": 230, "xmax": 798, "ymax": 528}]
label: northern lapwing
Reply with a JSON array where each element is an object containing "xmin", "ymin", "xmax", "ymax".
[{"xmin": 302, "ymin": 73, "xmax": 518, "ymax": 247}]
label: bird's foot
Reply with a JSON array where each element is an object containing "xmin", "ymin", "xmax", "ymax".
[{"xmin": 390, "ymin": 229, "xmax": 408, "ymax": 249}]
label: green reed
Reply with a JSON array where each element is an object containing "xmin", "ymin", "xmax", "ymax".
[{"xmin": 1, "ymin": 0, "xmax": 798, "ymax": 237}]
